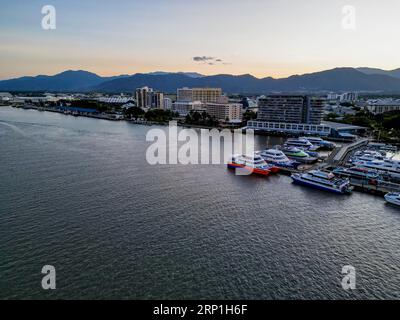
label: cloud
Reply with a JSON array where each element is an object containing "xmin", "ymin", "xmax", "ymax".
[
  {"xmin": 192, "ymin": 56, "xmax": 231, "ymax": 65},
  {"xmin": 193, "ymin": 56, "xmax": 215, "ymax": 62}
]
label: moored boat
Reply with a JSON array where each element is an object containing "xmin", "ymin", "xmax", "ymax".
[
  {"xmin": 227, "ymin": 154, "xmax": 271, "ymax": 176},
  {"xmin": 368, "ymin": 142, "xmax": 398, "ymax": 153},
  {"xmin": 300, "ymin": 136, "xmax": 336, "ymax": 150},
  {"xmin": 384, "ymin": 192, "xmax": 400, "ymax": 206},
  {"xmin": 285, "ymin": 138, "xmax": 320, "ymax": 151},
  {"xmin": 282, "ymin": 146, "xmax": 318, "ymax": 164},
  {"xmin": 351, "ymin": 150, "xmax": 386, "ymax": 162},
  {"xmin": 351, "ymin": 159, "xmax": 400, "ymax": 181},
  {"xmin": 333, "ymin": 166, "xmax": 380, "ymax": 180},
  {"xmin": 291, "ymin": 170, "xmax": 353, "ymax": 194},
  {"xmin": 259, "ymin": 149, "xmax": 300, "ymax": 169}
]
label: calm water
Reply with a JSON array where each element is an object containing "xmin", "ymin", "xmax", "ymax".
[{"xmin": 0, "ymin": 107, "xmax": 399, "ymax": 300}]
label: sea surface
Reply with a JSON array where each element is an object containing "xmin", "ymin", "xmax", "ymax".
[{"xmin": 0, "ymin": 106, "xmax": 399, "ymax": 300}]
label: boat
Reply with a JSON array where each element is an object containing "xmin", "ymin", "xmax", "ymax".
[
  {"xmin": 291, "ymin": 170, "xmax": 353, "ymax": 194},
  {"xmin": 333, "ymin": 166, "xmax": 380, "ymax": 180},
  {"xmin": 368, "ymin": 143, "xmax": 398, "ymax": 153},
  {"xmin": 351, "ymin": 159, "xmax": 400, "ymax": 180},
  {"xmin": 259, "ymin": 149, "xmax": 300, "ymax": 169},
  {"xmin": 384, "ymin": 193, "xmax": 400, "ymax": 206},
  {"xmin": 265, "ymin": 163, "xmax": 280, "ymax": 173},
  {"xmin": 351, "ymin": 150, "xmax": 386, "ymax": 162},
  {"xmin": 285, "ymin": 138, "xmax": 320, "ymax": 151},
  {"xmin": 293, "ymin": 147, "xmax": 320, "ymax": 158},
  {"xmin": 227, "ymin": 154, "xmax": 271, "ymax": 176},
  {"xmin": 281, "ymin": 146, "xmax": 318, "ymax": 164},
  {"xmin": 300, "ymin": 137, "xmax": 336, "ymax": 150}
]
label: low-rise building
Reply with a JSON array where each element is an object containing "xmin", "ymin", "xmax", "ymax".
[
  {"xmin": 246, "ymin": 120, "xmax": 366, "ymax": 139},
  {"xmin": 366, "ymin": 99, "xmax": 400, "ymax": 114},
  {"xmin": 172, "ymin": 101, "xmax": 205, "ymax": 116}
]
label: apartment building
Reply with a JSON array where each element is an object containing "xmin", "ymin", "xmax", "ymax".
[{"xmin": 257, "ymin": 95, "xmax": 325, "ymax": 125}]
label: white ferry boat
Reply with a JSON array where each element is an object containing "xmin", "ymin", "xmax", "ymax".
[
  {"xmin": 291, "ymin": 170, "xmax": 353, "ymax": 194},
  {"xmin": 285, "ymin": 138, "xmax": 320, "ymax": 151},
  {"xmin": 368, "ymin": 143, "xmax": 398, "ymax": 153},
  {"xmin": 384, "ymin": 193, "xmax": 400, "ymax": 206},
  {"xmin": 227, "ymin": 154, "xmax": 271, "ymax": 176},
  {"xmin": 333, "ymin": 166, "xmax": 380, "ymax": 180},
  {"xmin": 351, "ymin": 159, "xmax": 400, "ymax": 180},
  {"xmin": 259, "ymin": 149, "xmax": 300, "ymax": 169},
  {"xmin": 300, "ymin": 137, "xmax": 335, "ymax": 150},
  {"xmin": 351, "ymin": 150, "xmax": 386, "ymax": 162}
]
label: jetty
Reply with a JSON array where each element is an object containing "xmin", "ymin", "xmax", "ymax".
[
  {"xmin": 349, "ymin": 178, "xmax": 400, "ymax": 195},
  {"xmin": 325, "ymin": 138, "xmax": 369, "ymax": 166}
]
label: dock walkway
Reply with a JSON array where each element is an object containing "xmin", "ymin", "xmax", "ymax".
[
  {"xmin": 350, "ymin": 178, "xmax": 400, "ymax": 195},
  {"xmin": 326, "ymin": 138, "xmax": 369, "ymax": 166}
]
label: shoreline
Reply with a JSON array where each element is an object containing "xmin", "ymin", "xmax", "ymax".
[{"xmin": 9, "ymin": 104, "xmax": 243, "ymax": 131}]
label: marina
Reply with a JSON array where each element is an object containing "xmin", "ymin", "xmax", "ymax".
[{"xmin": 226, "ymin": 135, "xmax": 400, "ymax": 200}]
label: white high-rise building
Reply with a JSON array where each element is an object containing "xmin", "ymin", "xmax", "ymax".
[
  {"xmin": 135, "ymin": 87, "xmax": 164, "ymax": 108},
  {"xmin": 163, "ymin": 97, "xmax": 172, "ymax": 110}
]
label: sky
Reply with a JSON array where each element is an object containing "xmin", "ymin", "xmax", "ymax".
[{"xmin": 0, "ymin": 0, "xmax": 400, "ymax": 80}]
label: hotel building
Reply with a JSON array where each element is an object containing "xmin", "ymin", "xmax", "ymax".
[{"xmin": 177, "ymin": 88, "xmax": 222, "ymax": 103}]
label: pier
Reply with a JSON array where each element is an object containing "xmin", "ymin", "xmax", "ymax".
[
  {"xmin": 325, "ymin": 138, "xmax": 369, "ymax": 166},
  {"xmin": 349, "ymin": 178, "xmax": 400, "ymax": 195}
]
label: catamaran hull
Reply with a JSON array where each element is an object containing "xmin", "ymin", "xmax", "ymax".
[
  {"xmin": 286, "ymin": 156, "xmax": 318, "ymax": 164},
  {"xmin": 384, "ymin": 196, "xmax": 400, "ymax": 206},
  {"xmin": 267, "ymin": 161, "xmax": 300, "ymax": 170},
  {"xmin": 291, "ymin": 176, "xmax": 349, "ymax": 194},
  {"xmin": 227, "ymin": 163, "xmax": 271, "ymax": 176}
]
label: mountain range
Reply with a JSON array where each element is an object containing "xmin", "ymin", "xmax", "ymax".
[{"xmin": 1, "ymin": 67, "xmax": 400, "ymax": 94}]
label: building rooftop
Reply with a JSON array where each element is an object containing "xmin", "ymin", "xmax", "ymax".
[
  {"xmin": 322, "ymin": 121, "xmax": 367, "ymax": 130},
  {"xmin": 367, "ymin": 99, "xmax": 400, "ymax": 106}
]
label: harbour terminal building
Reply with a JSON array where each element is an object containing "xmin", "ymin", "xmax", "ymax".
[{"xmin": 247, "ymin": 95, "xmax": 365, "ymax": 139}]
